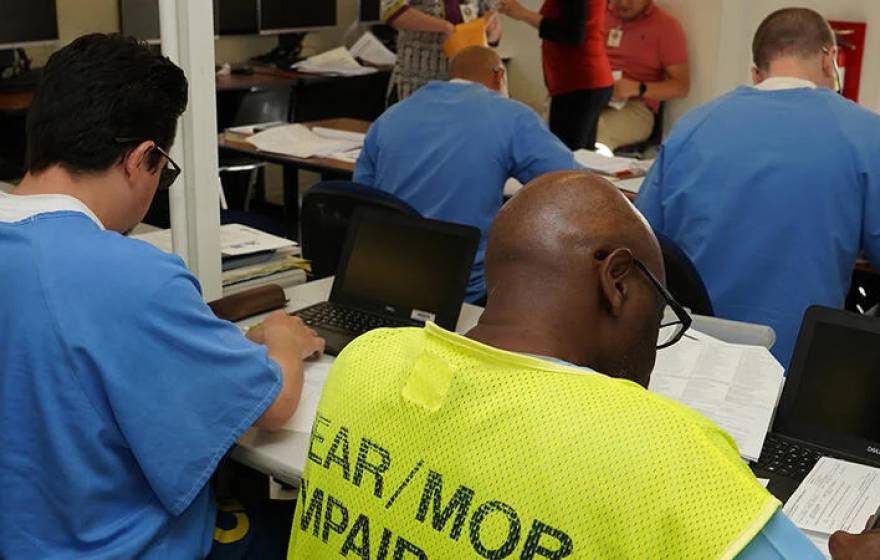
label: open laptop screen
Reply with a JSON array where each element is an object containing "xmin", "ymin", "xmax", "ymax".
[
  {"xmin": 776, "ymin": 306, "xmax": 880, "ymax": 462},
  {"xmin": 331, "ymin": 209, "xmax": 479, "ymax": 329}
]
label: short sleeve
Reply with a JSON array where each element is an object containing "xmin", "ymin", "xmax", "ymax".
[
  {"xmin": 736, "ymin": 511, "xmax": 825, "ymax": 559},
  {"xmin": 94, "ymin": 272, "xmax": 281, "ymax": 515},
  {"xmin": 861, "ymin": 159, "xmax": 880, "ymax": 267},
  {"xmin": 509, "ymin": 108, "xmax": 579, "ymax": 184},
  {"xmin": 635, "ymin": 147, "xmax": 666, "ymax": 232},
  {"xmin": 354, "ymin": 122, "xmax": 380, "ymax": 187},
  {"xmin": 382, "ymin": 0, "xmax": 410, "ymax": 23},
  {"xmin": 659, "ymin": 17, "xmax": 688, "ymax": 68}
]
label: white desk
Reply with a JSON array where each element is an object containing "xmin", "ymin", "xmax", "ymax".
[{"xmin": 230, "ymin": 278, "xmax": 774, "ymax": 485}]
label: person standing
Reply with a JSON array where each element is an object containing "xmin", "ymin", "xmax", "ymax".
[
  {"xmin": 381, "ymin": 0, "xmax": 503, "ymax": 101},
  {"xmin": 498, "ymin": 0, "xmax": 614, "ymax": 149}
]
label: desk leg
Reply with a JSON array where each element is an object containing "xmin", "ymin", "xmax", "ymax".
[{"xmin": 282, "ymin": 164, "xmax": 300, "ymax": 241}]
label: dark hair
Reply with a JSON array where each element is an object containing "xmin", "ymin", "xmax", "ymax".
[
  {"xmin": 26, "ymin": 33, "xmax": 188, "ymax": 174},
  {"xmin": 752, "ymin": 8, "xmax": 834, "ymax": 72}
]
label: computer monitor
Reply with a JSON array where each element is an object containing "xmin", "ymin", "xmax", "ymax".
[
  {"xmin": 119, "ymin": 0, "xmax": 161, "ymax": 44},
  {"xmin": 359, "ymin": 0, "xmax": 381, "ymax": 23},
  {"xmin": 258, "ymin": 1, "xmax": 337, "ymax": 35},
  {"xmin": 119, "ymin": 0, "xmax": 260, "ymax": 42},
  {"xmin": 0, "ymin": 1, "xmax": 59, "ymax": 49},
  {"xmin": 216, "ymin": 0, "xmax": 259, "ymax": 36}
]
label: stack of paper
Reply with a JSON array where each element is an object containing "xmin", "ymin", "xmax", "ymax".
[
  {"xmin": 294, "ymin": 46, "xmax": 377, "ymax": 76},
  {"xmin": 350, "ymin": 32, "xmax": 397, "ymax": 66},
  {"xmin": 132, "ymin": 223, "xmax": 295, "ymax": 257},
  {"xmin": 648, "ymin": 330, "xmax": 785, "ymax": 462},
  {"xmin": 784, "ymin": 458, "xmax": 880, "ymax": 558},
  {"xmin": 246, "ymin": 124, "xmax": 364, "ymax": 159},
  {"xmin": 574, "ymin": 149, "xmax": 654, "ymax": 178}
]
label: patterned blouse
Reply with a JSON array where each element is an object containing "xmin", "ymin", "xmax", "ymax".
[{"xmin": 382, "ymin": 0, "xmax": 496, "ymax": 100}]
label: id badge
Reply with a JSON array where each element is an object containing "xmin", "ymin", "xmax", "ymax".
[
  {"xmin": 607, "ymin": 28, "xmax": 623, "ymax": 48},
  {"xmin": 460, "ymin": 2, "xmax": 478, "ymax": 22}
]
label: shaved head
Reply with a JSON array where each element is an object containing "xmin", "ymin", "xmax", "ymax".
[
  {"xmin": 449, "ymin": 46, "xmax": 505, "ymax": 92},
  {"xmin": 468, "ymin": 171, "xmax": 665, "ymax": 385}
]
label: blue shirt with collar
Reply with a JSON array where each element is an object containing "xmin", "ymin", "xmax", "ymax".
[
  {"xmin": 354, "ymin": 79, "xmax": 579, "ymax": 302},
  {"xmin": 0, "ymin": 204, "xmax": 281, "ymax": 558},
  {"xmin": 636, "ymin": 85, "xmax": 880, "ymax": 368}
]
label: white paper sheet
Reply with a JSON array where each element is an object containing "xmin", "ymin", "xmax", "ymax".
[
  {"xmin": 293, "ymin": 46, "xmax": 377, "ymax": 76},
  {"xmin": 131, "ymin": 223, "xmax": 296, "ymax": 257},
  {"xmin": 784, "ymin": 458, "xmax": 880, "ymax": 536},
  {"xmin": 350, "ymin": 31, "xmax": 397, "ymax": 66},
  {"xmin": 247, "ymin": 124, "xmax": 363, "ymax": 159},
  {"xmin": 282, "ymin": 357, "xmax": 334, "ymax": 433},
  {"xmin": 648, "ymin": 331, "xmax": 784, "ymax": 462},
  {"xmin": 574, "ymin": 149, "xmax": 655, "ymax": 177}
]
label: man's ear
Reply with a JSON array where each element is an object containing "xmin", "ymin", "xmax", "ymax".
[
  {"xmin": 123, "ymin": 141, "xmax": 155, "ymax": 181},
  {"xmin": 598, "ymin": 248, "xmax": 634, "ymax": 318},
  {"xmin": 750, "ymin": 65, "xmax": 763, "ymax": 86}
]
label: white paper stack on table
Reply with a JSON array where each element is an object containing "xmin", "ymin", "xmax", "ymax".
[
  {"xmin": 131, "ymin": 224, "xmax": 308, "ymax": 294},
  {"xmin": 574, "ymin": 149, "xmax": 654, "ymax": 178},
  {"xmin": 246, "ymin": 123, "xmax": 365, "ymax": 160},
  {"xmin": 783, "ymin": 458, "xmax": 880, "ymax": 558},
  {"xmin": 282, "ymin": 356, "xmax": 334, "ymax": 432},
  {"xmin": 293, "ymin": 46, "xmax": 377, "ymax": 76},
  {"xmin": 648, "ymin": 330, "xmax": 785, "ymax": 462}
]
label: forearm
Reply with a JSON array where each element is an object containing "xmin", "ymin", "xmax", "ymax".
[
  {"xmin": 642, "ymin": 78, "xmax": 690, "ymax": 102},
  {"xmin": 255, "ymin": 341, "xmax": 305, "ymax": 431},
  {"xmin": 514, "ymin": 9, "xmax": 543, "ymax": 30},
  {"xmin": 390, "ymin": 8, "xmax": 454, "ymax": 35}
]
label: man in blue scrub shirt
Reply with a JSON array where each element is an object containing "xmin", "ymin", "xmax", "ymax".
[
  {"xmin": 0, "ymin": 35, "xmax": 324, "ymax": 558},
  {"xmin": 354, "ymin": 46, "xmax": 579, "ymax": 303},
  {"xmin": 636, "ymin": 8, "xmax": 880, "ymax": 368}
]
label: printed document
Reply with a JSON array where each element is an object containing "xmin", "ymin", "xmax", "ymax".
[
  {"xmin": 131, "ymin": 223, "xmax": 296, "ymax": 257},
  {"xmin": 784, "ymin": 458, "xmax": 880, "ymax": 558},
  {"xmin": 350, "ymin": 32, "xmax": 397, "ymax": 66},
  {"xmin": 247, "ymin": 124, "xmax": 364, "ymax": 159},
  {"xmin": 648, "ymin": 330, "xmax": 785, "ymax": 462}
]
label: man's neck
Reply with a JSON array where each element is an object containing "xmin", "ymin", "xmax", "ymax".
[
  {"xmin": 761, "ymin": 59, "xmax": 824, "ymax": 86},
  {"xmin": 15, "ymin": 167, "xmax": 119, "ymax": 230},
  {"xmin": 466, "ymin": 321, "xmax": 592, "ymax": 368}
]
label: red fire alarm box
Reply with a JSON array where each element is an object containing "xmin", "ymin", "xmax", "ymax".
[{"xmin": 829, "ymin": 21, "xmax": 867, "ymax": 103}]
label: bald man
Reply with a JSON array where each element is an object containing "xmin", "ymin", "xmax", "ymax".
[
  {"xmin": 288, "ymin": 171, "xmax": 832, "ymax": 559},
  {"xmin": 354, "ymin": 45, "xmax": 577, "ymax": 304}
]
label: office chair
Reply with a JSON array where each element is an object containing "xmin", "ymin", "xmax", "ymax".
[
  {"xmin": 300, "ymin": 180, "xmax": 419, "ymax": 279},
  {"xmin": 217, "ymin": 85, "xmax": 293, "ymax": 212},
  {"xmin": 656, "ymin": 232, "xmax": 715, "ymax": 317}
]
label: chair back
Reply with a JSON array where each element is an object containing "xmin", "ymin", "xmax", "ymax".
[
  {"xmin": 657, "ymin": 232, "xmax": 715, "ymax": 316},
  {"xmin": 300, "ymin": 180, "xmax": 420, "ymax": 278}
]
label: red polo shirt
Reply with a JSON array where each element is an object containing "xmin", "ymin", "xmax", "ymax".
[
  {"xmin": 540, "ymin": 0, "xmax": 613, "ymax": 97},
  {"xmin": 604, "ymin": 1, "xmax": 687, "ymax": 111}
]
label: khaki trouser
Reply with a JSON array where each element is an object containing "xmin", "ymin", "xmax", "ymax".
[{"xmin": 597, "ymin": 99, "xmax": 655, "ymax": 150}]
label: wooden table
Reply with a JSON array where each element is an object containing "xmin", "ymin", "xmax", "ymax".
[{"xmin": 218, "ymin": 118, "xmax": 371, "ymax": 241}]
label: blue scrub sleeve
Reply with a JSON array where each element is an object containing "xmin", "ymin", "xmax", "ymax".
[
  {"xmin": 354, "ymin": 122, "xmax": 379, "ymax": 187},
  {"xmin": 635, "ymin": 147, "xmax": 666, "ymax": 232},
  {"xmin": 736, "ymin": 510, "xmax": 826, "ymax": 559},
  {"xmin": 861, "ymin": 159, "xmax": 880, "ymax": 267},
  {"xmin": 95, "ymin": 272, "xmax": 281, "ymax": 515},
  {"xmin": 509, "ymin": 109, "xmax": 580, "ymax": 184}
]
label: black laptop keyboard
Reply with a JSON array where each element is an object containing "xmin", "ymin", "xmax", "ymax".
[
  {"xmin": 294, "ymin": 302, "xmax": 415, "ymax": 336},
  {"xmin": 753, "ymin": 434, "xmax": 827, "ymax": 480}
]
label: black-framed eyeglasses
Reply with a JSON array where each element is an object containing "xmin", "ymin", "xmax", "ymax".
[
  {"xmin": 632, "ymin": 258, "xmax": 693, "ymax": 349},
  {"xmin": 114, "ymin": 137, "xmax": 182, "ymax": 191}
]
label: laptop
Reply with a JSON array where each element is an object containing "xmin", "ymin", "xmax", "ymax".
[
  {"xmin": 751, "ymin": 305, "xmax": 880, "ymax": 501},
  {"xmin": 294, "ymin": 208, "xmax": 480, "ymax": 355}
]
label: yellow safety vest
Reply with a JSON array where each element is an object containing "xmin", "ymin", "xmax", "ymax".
[{"xmin": 289, "ymin": 323, "xmax": 779, "ymax": 559}]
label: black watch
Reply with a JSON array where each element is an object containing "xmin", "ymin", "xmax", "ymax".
[{"xmin": 638, "ymin": 82, "xmax": 648, "ymax": 97}]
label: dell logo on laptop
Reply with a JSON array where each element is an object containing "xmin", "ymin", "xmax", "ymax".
[
  {"xmin": 385, "ymin": 305, "xmax": 396, "ymax": 313},
  {"xmin": 867, "ymin": 446, "xmax": 880, "ymax": 456}
]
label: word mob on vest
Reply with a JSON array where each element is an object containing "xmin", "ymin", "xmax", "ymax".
[{"xmin": 295, "ymin": 415, "xmax": 571, "ymax": 559}]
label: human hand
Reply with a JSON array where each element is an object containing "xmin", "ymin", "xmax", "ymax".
[
  {"xmin": 247, "ymin": 311, "xmax": 325, "ymax": 360},
  {"xmin": 485, "ymin": 10, "xmax": 502, "ymax": 43},
  {"xmin": 829, "ymin": 517, "xmax": 880, "ymax": 559},
  {"xmin": 613, "ymin": 77, "xmax": 641, "ymax": 100},
  {"xmin": 497, "ymin": 0, "xmax": 528, "ymax": 21}
]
